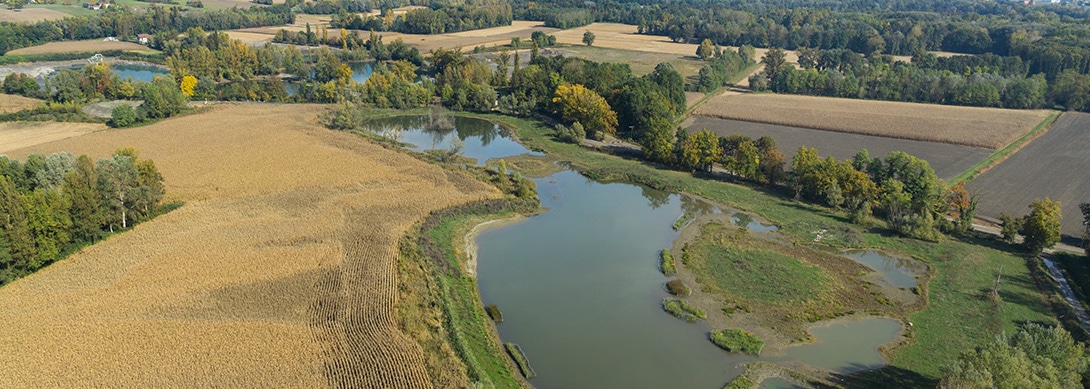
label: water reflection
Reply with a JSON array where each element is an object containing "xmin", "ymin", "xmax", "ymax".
[{"xmin": 360, "ymin": 115, "xmax": 539, "ymax": 165}]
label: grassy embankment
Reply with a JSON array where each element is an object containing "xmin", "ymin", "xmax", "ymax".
[
  {"xmin": 346, "ymin": 110, "xmax": 539, "ymax": 388},
  {"xmin": 399, "ymin": 198, "xmax": 535, "ymax": 388},
  {"xmin": 458, "ymin": 112, "xmax": 1058, "ymax": 384}
]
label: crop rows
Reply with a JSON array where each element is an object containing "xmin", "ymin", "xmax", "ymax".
[
  {"xmin": 695, "ymin": 93, "xmax": 1051, "ymax": 149},
  {"xmin": 0, "ymin": 103, "xmax": 499, "ymax": 387}
]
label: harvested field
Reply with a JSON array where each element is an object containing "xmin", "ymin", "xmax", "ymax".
[
  {"xmin": 551, "ymin": 45, "xmax": 704, "ymax": 79},
  {"xmin": 686, "ymin": 116, "xmax": 993, "ymax": 180},
  {"xmin": 224, "ymin": 30, "xmax": 276, "ymax": 44},
  {"xmin": 0, "ymin": 7, "xmax": 73, "ymax": 23},
  {"xmin": 6, "ymin": 40, "xmax": 152, "ymax": 56},
  {"xmin": 552, "ymin": 23, "xmax": 800, "ymax": 64},
  {"xmin": 235, "ymin": 20, "xmax": 556, "ymax": 52},
  {"xmin": 686, "ymin": 91, "xmax": 705, "ymax": 108},
  {"xmin": 0, "ymin": 93, "xmax": 42, "ymax": 113},
  {"xmin": 0, "ymin": 103, "xmax": 499, "ymax": 387},
  {"xmin": 695, "ymin": 93, "xmax": 1052, "ymax": 149},
  {"xmin": 0, "ymin": 121, "xmax": 106, "ymax": 154},
  {"xmin": 968, "ymin": 112, "xmax": 1090, "ymax": 237}
]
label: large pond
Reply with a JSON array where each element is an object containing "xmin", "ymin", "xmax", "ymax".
[
  {"xmin": 478, "ymin": 170, "xmax": 747, "ymax": 388},
  {"xmin": 371, "ymin": 115, "xmax": 904, "ymax": 387}
]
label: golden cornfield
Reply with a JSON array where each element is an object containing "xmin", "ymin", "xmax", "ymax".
[
  {"xmin": 0, "ymin": 103, "xmax": 500, "ymax": 387},
  {"xmin": 695, "ymin": 93, "xmax": 1053, "ymax": 149}
]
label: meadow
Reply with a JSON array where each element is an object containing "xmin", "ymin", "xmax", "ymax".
[{"xmin": 0, "ymin": 103, "xmax": 499, "ymax": 387}]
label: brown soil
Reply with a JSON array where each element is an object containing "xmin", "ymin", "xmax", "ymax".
[{"xmin": 695, "ymin": 93, "xmax": 1051, "ymax": 149}]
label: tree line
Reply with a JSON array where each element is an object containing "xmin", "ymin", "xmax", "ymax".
[
  {"xmin": 0, "ymin": 148, "xmax": 165, "ymax": 285},
  {"xmin": 749, "ymin": 47, "xmax": 1089, "ymax": 111},
  {"xmin": 0, "ymin": 3, "xmax": 294, "ymax": 55},
  {"xmin": 511, "ymin": 0, "xmax": 1090, "ymax": 111},
  {"xmin": 328, "ymin": 0, "xmax": 511, "ymax": 35}
]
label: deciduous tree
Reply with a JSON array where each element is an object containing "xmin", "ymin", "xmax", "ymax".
[
  {"xmin": 551, "ymin": 83, "xmax": 618, "ymax": 139},
  {"xmin": 1023, "ymin": 198, "xmax": 1062, "ymax": 254}
]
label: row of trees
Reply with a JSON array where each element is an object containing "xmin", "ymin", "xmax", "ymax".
[
  {"xmin": 2, "ymin": 62, "xmax": 189, "ymax": 124},
  {"xmin": 0, "ymin": 3, "xmax": 294, "ymax": 55},
  {"xmin": 750, "ymin": 47, "xmax": 1090, "ymax": 111},
  {"xmin": 328, "ymin": 0, "xmax": 511, "ymax": 35},
  {"xmin": 0, "ymin": 149, "xmax": 165, "ymax": 284},
  {"xmin": 509, "ymin": 0, "xmax": 1090, "ymax": 111}
]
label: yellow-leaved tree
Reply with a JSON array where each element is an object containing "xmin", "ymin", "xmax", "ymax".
[
  {"xmin": 551, "ymin": 83, "xmax": 618, "ymax": 140},
  {"xmin": 179, "ymin": 75, "xmax": 198, "ymax": 97}
]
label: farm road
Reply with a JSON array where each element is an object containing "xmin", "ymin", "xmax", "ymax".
[
  {"xmin": 969, "ymin": 112, "xmax": 1090, "ymax": 238},
  {"xmin": 687, "ymin": 116, "xmax": 993, "ymax": 180}
]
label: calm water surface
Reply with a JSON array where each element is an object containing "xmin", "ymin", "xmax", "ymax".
[
  {"xmin": 370, "ymin": 115, "xmax": 904, "ymax": 387},
  {"xmin": 477, "ymin": 170, "xmax": 747, "ymax": 388},
  {"xmin": 842, "ymin": 250, "xmax": 921, "ymax": 288}
]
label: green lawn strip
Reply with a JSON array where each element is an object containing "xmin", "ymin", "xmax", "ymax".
[
  {"xmin": 951, "ymin": 110, "xmax": 1061, "ymax": 184},
  {"xmin": 710, "ymin": 328, "xmax": 765, "ymax": 355},
  {"xmin": 471, "ymin": 112, "xmax": 1057, "ymax": 379}
]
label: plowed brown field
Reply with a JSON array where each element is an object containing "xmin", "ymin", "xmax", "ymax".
[
  {"xmin": 695, "ymin": 93, "xmax": 1052, "ymax": 149},
  {"xmin": 0, "ymin": 103, "xmax": 499, "ymax": 387}
]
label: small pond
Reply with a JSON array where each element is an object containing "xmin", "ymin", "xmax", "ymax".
[
  {"xmin": 50, "ymin": 63, "xmax": 170, "ymax": 83},
  {"xmin": 360, "ymin": 115, "xmax": 539, "ymax": 165},
  {"xmin": 731, "ymin": 213, "xmax": 779, "ymax": 232},
  {"xmin": 782, "ymin": 317, "xmax": 901, "ymax": 373},
  {"xmin": 349, "ymin": 62, "xmax": 373, "ymax": 84},
  {"xmin": 842, "ymin": 250, "xmax": 921, "ymax": 288}
]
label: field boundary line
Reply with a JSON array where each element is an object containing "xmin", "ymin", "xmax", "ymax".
[
  {"xmin": 951, "ymin": 110, "xmax": 1061, "ymax": 184},
  {"xmin": 678, "ymin": 63, "xmax": 760, "ymax": 124}
]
